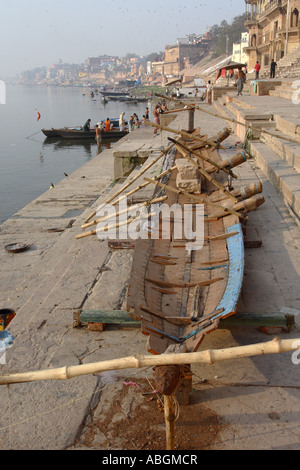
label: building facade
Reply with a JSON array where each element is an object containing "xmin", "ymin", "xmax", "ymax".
[
  {"xmin": 245, "ymin": 0, "xmax": 300, "ymax": 69},
  {"xmin": 232, "ymin": 32, "xmax": 250, "ymax": 64},
  {"xmin": 152, "ymin": 33, "xmax": 212, "ymax": 77}
]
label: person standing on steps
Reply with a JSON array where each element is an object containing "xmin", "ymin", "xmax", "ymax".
[
  {"xmin": 254, "ymin": 61, "xmax": 261, "ymax": 80},
  {"xmin": 270, "ymin": 59, "xmax": 277, "ymax": 79},
  {"xmin": 236, "ymin": 67, "xmax": 246, "ymax": 96},
  {"xmin": 206, "ymin": 80, "xmax": 213, "ymax": 105}
]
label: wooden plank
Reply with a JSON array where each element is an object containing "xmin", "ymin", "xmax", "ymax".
[{"xmin": 73, "ymin": 310, "xmax": 294, "ymax": 328}]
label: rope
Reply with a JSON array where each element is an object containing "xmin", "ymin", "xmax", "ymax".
[{"xmin": 26, "ymin": 130, "xmax": 42, "ymax": 139}]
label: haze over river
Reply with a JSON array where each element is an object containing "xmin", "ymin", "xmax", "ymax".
[{"xmin": 0, "ymin": 85, "xmax": 149, "ymax": 223}]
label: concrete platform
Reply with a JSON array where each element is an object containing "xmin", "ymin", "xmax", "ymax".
[{"xmin": 0, "ymin": 105, "xmax": 300, "ymax": 450}]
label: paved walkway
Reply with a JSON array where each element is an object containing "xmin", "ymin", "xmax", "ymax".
[{"xmin": 0, "ymin": 105, "xmax": 300, "ymax": 450}]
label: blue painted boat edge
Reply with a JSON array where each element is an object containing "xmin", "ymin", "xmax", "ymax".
[
  {"xmin": 215, "ymin": 223, "xmax": 244, "ymax": 320},
  {"xmin": 182, "ymin": 223, "xmax": 244, "ymax": 342}
]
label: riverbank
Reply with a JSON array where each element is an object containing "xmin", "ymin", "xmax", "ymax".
[{"xmin": 0, "ymin": 102, "xmax": 300, "ymax": 450}]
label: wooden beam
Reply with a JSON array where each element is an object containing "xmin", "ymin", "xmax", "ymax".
[{"xmin": 73, "ymin": 310, "xmax": 295, "ymax": 329}]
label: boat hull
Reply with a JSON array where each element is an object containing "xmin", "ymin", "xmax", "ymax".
[
  {"xmin": 42, "ymin": 128, "xmax": 128, "ymax": 140},
  {"xmin": 126, "ymin": 131, "xmax": 263, "ymax": 355}
]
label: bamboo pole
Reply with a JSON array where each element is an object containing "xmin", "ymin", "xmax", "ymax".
[
  {"xmin": 174, "ymin": 143, "xmax": 238, "ymax": 203},
  {"xmin": 155, "ymin": 93, "xmax": 300, "ymax": 147},
  {"xmin": 83, "ymin": 141, "xmax": 177, "ymax": 224},
  {"xmin": 108, "ymin": 165, "xmax": 177, "ymax": 209},
  {"xmin": 143, "ymin": 177, "xmax": 246, "ymax": 220},
  {"xmin": 144, "ymin": 120, "xmax": 225, "ymax": 149},
  {"xmin": 164, "ymin": 394, "xmax": 176, "ymax": 450},
  {"xmin": 76, "ymin": 211, "xmax": 156, "ymax": 240},
  {"xmin": 169, "ymin": 136, "xmax": 238, "ymax": 179},
  {"xmin": 81, "ymin": 195, "xmax": 167, "ymax": 230},
  {"xmin": 0, "ymin": 337, "xmax": 299, "ymax": 385}
]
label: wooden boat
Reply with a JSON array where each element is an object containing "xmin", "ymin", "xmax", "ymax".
[
  {"xmin": 53, "ymin": 128, "xmax": 128, "ymax": 140},
  {"xmin": 42, "ymin": 128, "xmax": 61, "ymax": 137},
  {"xmin": 42, "ymin": 119, "xmax": 126, "ymax": 139},
  {"xmin": 126, "ymin": 125, "xmax": 265, "ymax": 364},
  {"xmin": 100, "ymin": 89, "xmax": 129, "ymax": 97}
]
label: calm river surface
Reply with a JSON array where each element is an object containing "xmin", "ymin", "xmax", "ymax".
[{"xmin": 0, "ymin": 85, "xmax": 150, "ymax": 223}]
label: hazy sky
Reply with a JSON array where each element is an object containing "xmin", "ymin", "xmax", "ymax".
[{"xmin": 0, "ymin": 0, "xmax": 245, "ymax": 77}]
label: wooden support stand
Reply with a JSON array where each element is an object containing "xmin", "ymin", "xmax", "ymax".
[
  {"xmin": 164, "ymin": 394, "xmax": 176, "ymax": 450},
  {"xmin": 73, "ymin": 310, "xmax": 295, "ymax": 331}
]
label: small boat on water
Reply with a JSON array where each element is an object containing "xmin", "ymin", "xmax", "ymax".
[
  {"xmin": 107, "ymin": 95, "xmax": 149, "ymax": 103},
  {"xmin": 42, "ymin": 118, "xmax": 126, "ymax": 139},
  {"xmin": 54, "ymin": 128, "xmax": 128, "ymax": 140},
  {"xmin": 100, "ymin": 89, "xmax": 129, "ymax": 97},
  {"xmin": 42, "ymin": 127, "xmax": 128, "ymax": 140}
]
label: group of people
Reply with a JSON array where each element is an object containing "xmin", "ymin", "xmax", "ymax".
[
  {"xmin": 82, "ymin": 117, "xmax": 116, "ymax": 150},
  {"xmin": 254, "ymin": 59, "xmax": 277, "ymax": 79}
]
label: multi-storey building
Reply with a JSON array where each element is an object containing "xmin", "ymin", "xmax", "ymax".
[
  {"xmin": 244, "ymin": 0, "xmax": 300, "ymax": 69},
  {"xmin": 232, "ymin": 32, "xmax": 250, "ymax": 64},
  {"xmin": 152, "ymin": 33, "xmax": 212, "ymax": 76}
]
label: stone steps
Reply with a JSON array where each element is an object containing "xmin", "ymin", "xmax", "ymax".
[
  {"xmin": 260, "ymin": 130, "xmax": 300, "ymax": 174},
  {"xmin": 214, "ymin": 91, "xmax": 300, "ymax": 223},
  {"xmin": 249, "ymin": 141, "xmax": 300, "ymax": 221}
]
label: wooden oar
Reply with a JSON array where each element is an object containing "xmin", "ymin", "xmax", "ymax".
[
  {"xmin": 168, "ymin": 136, "xmax": 238, "ymax": 179},
  {"xmin": 144, "ymin": 120, "xmax": 225, "ymax": 149},
  {"xmin": 155, "ymin": 93, "xmax": 300, "ymax": 146},
  {"xmin": 83, "ymin": 140, "xmax": 177, "ymax": 224},
  {"xmin": 81, "ymin": 166, "xmax": 177, "ymax": 229},
  {"xmin": 76, "ymin": 210, "xmax": 157, "ymax": 239},
  {"xmin": 174, "ymin": 142, "xmax": 238, "ymax": 203},
  {"xmin": 143, "ymin": 177, "xmax": 246, "ymax": 220},
  {"xmin": 81, "ymin": 195, "xmax": 167, "ymax": 229}
]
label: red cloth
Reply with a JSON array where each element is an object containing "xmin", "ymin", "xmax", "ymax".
[{"xmin": 254, "ymin": 63, "xmax": 261, "ymax": 71}]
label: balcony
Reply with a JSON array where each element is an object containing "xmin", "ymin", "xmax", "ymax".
[{"xmin": 259, "ymin": 0, "xmax": 286, "ymax": 21}]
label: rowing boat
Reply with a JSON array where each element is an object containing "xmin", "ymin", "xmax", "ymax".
[
  {"xmin": 42, "ymin": 118, "xmax": 122, "ymax": 138},
  {"xmin": 126, "ymin": 124, "xmax": 264, "ymax": 389},
  {"xmin": 52, "ymin": 128, "xmax": 128, "ymax": 140},
  {"xmin": 42, "ymin": 127, "xmax": 128, "ymax": 140}
]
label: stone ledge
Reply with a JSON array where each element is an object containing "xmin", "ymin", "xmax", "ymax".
[
  {"xmin": 249, "ymin": 141, "xmax": 300, "ymax": 221},
  {"xmin": 261, "ymin": 131, "xmax": 300, "ymax": 174}
]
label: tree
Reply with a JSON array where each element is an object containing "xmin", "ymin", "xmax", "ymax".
[{"xmin": 211, "ymin": 14, "xmax": 247, "ymax": 58}]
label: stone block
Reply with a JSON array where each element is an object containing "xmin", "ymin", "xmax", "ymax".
[
  {"xmin": 176, "ymin": 158, "xmax": 199, "ymax": 179},
  {"xmin": 176, "ymin": 174, "xmax": 201, "ymax": 193}
]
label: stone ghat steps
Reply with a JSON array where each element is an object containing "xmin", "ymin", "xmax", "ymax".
[
  {"xmin": 260, "ymin": 45, "xmax": 300, "ymax": 79},
  {"xmin": 213, "ymin": 94, "xmax": 300, "ymax": 223},
  {"xmin": 269, "ymin": 83, "xmax": 300, "ymax": 101}
]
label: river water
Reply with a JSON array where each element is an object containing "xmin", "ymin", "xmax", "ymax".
[{"xmin": 0, "ymin": 85, "xmax": 150, "ymax": 224}]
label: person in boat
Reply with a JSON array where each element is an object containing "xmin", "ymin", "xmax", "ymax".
[
  {"xmin": 104, "ymin": 118, "xmax": 111, "ymax": 132},
  {"xmin": 206, "ymin": 80, "xmax": 213, "ymax": 105},
  {"xmin": 95, "ymin": 124, "xmax": 102, "ymax": 150},
  {"xmin": 119, "ymin": 112, "xmax": 126, "ymax": 131},
  {"xmin": 83, "ymin": 119, "xmax": 91, "ymax": 131}
]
